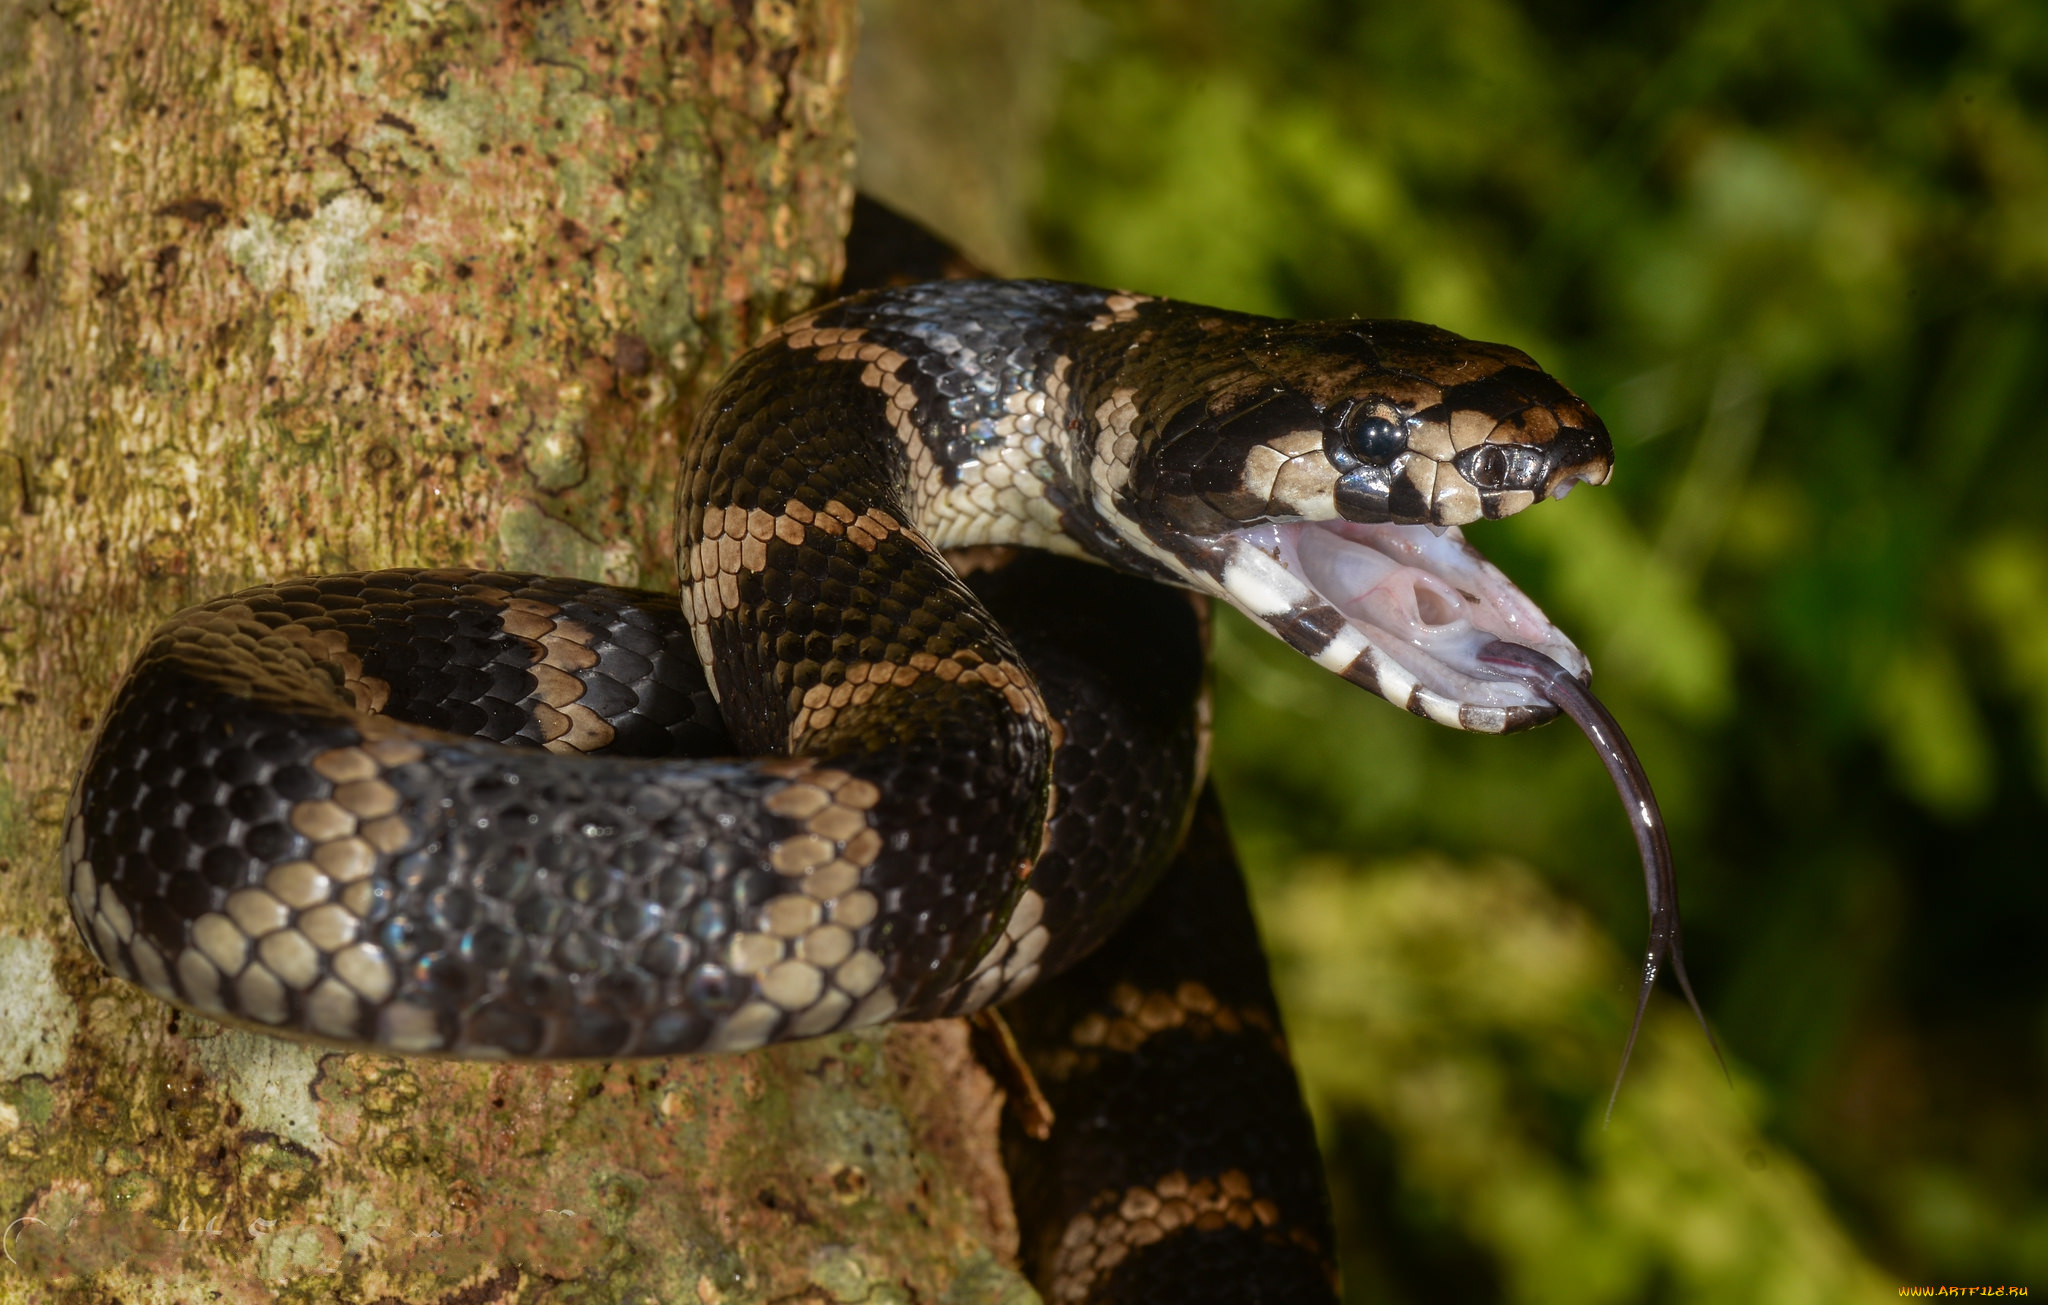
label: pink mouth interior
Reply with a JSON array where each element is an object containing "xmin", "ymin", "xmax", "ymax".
[{"xmin": 1261, "ymin": 520, "xmax": 1589, "ymax": 711}]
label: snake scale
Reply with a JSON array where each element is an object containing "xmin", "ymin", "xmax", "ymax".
[{"xmin": 65, "ymin": 214, "xmax": 1702, "ymax": 1299}]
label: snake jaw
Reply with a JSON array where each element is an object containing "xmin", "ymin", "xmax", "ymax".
[{"xmin": 1218, "ymin": 520, "xmax": 1589, "ymax": 732}]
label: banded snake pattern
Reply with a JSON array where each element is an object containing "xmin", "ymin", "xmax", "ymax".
[{"xmin": 65, "ymin": 254, "xmax": 1709, "ymax": 1300}]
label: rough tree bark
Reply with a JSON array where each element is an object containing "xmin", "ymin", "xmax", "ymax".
[{"xmin": 0, "ymin": 1, "xmax": 1032, "ymax": 1299}]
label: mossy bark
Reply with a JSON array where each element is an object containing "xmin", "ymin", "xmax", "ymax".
[{"xmin": 0, "ymin": 1, "xmax": 1031, "ymax": 1299}]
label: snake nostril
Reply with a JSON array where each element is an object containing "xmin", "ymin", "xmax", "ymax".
[{"xmin": 1460, "ymin": 442, "xmax": 1550, "ymax": 493}]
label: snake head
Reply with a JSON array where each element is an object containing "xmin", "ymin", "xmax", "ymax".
[
  {"xmin": 1141, "ymin": 318, "xmax": 1613, "ymax": 529},
  {"xmin": 1124, "ymin": 315, "xmax": 1612, "ymax": 732}
]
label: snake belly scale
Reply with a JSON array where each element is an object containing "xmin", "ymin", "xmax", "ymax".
[{"xmin": 65, "ymin": 278, "xmax": 1612, "ymax": 1065}]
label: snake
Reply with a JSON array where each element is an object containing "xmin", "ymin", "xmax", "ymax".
[{"xmin": 64, "ymin": 271, "xmax": 1706, "ymax": 1299}]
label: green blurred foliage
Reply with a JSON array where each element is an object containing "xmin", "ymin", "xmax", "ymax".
[
  {"xmin": 1021, "ymin": 0, "xmax": 2048, "ymax": 1296},
  {"xmin": 1268, "ymin": 858, "xmax": 1891, "ymax": 1303}
]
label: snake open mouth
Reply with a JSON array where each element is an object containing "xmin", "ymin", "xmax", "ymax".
[
  {"xmin": 1223, "ymin": 520, "xmax": 1590, "ymax": 731},
  {"xmin": 1220, "ymin": 519, "xmax": 1726, "ymax": 1110}
]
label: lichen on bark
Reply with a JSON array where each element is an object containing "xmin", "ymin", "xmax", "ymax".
[{"xmin": 0, "ymin": 1, "xmax": 1033, "ymax": 1299}]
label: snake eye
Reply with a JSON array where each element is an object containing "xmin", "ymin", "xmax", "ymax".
[
  {"xmin": 1340, "ymin": 404, "xmax": 1407, "ymax": 465},
  {"xmin": 1353, "ymin": 417, "xmax": 1403, "ymax": 461},
  {"xmin": 1460, "ymin": 442, "xmax": 1546, "ymax": 491}
]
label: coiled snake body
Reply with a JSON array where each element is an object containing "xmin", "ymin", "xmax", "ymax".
[{"xmin": 66, "ymin": 277, "xmax": 1625, "ymax": 1299}]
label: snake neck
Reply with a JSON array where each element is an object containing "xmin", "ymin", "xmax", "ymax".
[{"xmin": 742, "ymin": 280, "xmax": 1189, "ymax": 585}]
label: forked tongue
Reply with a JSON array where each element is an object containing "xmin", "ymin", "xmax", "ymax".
[{"xmin": 1475, "ymin": 640, "xmax": 1730, "ymax": 1123}]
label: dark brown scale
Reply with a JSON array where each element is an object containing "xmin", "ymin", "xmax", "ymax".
[
  {"xmin": 680, "ymin": 335, "xmax": 1062, "ymax": 1016},
  {"xmin": 1000, "ymin": 791, "xmax": 1338, "ymax": 1305},
  {"xmin": 66, "ymin": 572, "xmax": 781, "ymax": 1057},
  {"xmin": 66, "ymin": 543, "xmax": 1208, "ymax": 1056},
  {"xmin": 786, "ymin": 280, "xmax": 1190, "ymax": 578},
  {"xmin": 78, "ymin": 660, "xmax": 356, "ymax": 958},
  {"xmin": 944, "ymin": 550, "xmax": 1209, "ymax": 995}
]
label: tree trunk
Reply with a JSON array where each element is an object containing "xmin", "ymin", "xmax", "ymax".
[{"xmin": 0, "ymin": 1, "xmax": 1032, "ymax": 1298}]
